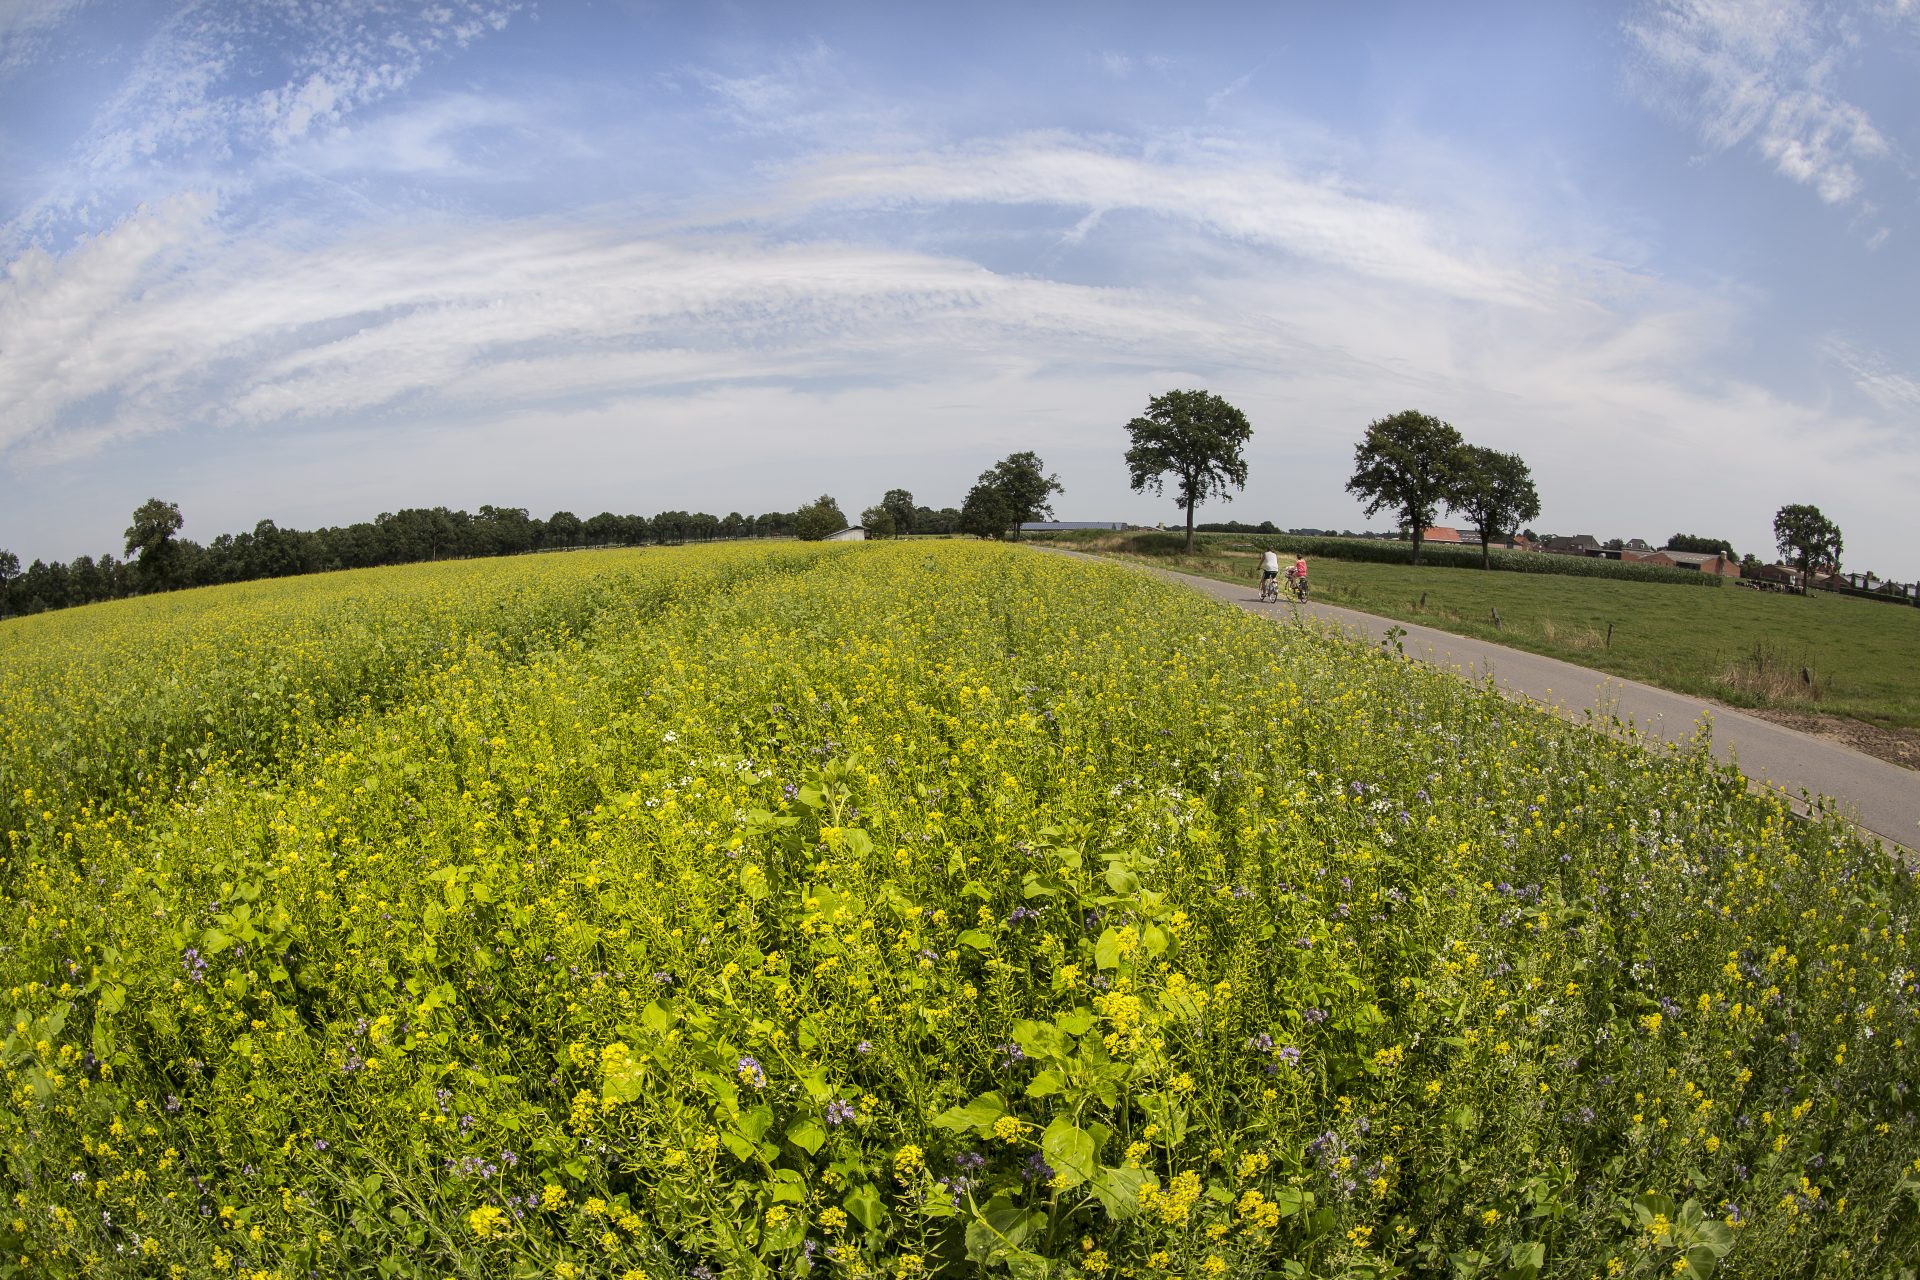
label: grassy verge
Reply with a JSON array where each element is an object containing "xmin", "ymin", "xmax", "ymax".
[{"xmin": 1040, "ymin": 533, "xmax": 1920, "ymax": 730}]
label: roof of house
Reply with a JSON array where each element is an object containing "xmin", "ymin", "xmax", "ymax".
[
  {"xmin": 1420, "ymin": 526, "xmax": 1463, "ymax": 542},
  {"xmin": 1659, "ymin": 549, "xmax": 1728, "ymax": 567}
]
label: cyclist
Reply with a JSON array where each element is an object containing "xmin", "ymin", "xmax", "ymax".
[
  {"xmin": 1285, "ymin": 555, "xmax": 1308, "ymax": 601},
  {"xmin": 1259, "ymin": 548, "xmax": 1280, "ymax": 601}
]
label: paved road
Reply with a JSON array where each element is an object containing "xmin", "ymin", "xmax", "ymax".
[{"xmin": 1110, "ymin": 557, "xmax": 1919, "ymax": 855}]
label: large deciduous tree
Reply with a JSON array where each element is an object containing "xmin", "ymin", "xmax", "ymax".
[
  {"xmin": 959, "ymin": 452, "xmax": 1063, "ymax": 540},
  {"xmin": 124, "ymin": 498, "xmax": 185, "ymax": 591},
  {"xmin": 1773, "ymin": 503, "xmax": 1842, "ymax": 594},
  {"xmin": 1345, "ymin": 411, "xmax": 1465, "ymax": 566},
  {"xmin": 792, "ymin": 495, "xmax": 849, "ymax": 541},
  {"xmin": 1124, "ymin": 389, "xmax": 1253, "ymax": 552},
  {"xmin": 1452, "ymin": 446, "xmax": 1541, "ymax": 569},
  {"xmin": 881, "ymin": 489, "xmax": 916, "ymax": 536}
]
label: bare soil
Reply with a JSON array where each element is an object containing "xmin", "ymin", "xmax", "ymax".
[{"xmin": 1742, "ymin": 708, "xmax": 1920, "ymax": 773}]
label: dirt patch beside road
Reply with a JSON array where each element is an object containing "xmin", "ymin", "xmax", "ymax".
[{"xmin": 1743, "ymin": 709, "xmax": 1920, "ymax": 773}]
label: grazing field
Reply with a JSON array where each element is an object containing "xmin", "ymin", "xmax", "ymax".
[
  {"xmin": 1, "ymin": 542, "xmax": 1916, "ymax": 1279},
  {"xmin": 1040, "ymin": 533, "xmax": 1920, "ymax": 732}
]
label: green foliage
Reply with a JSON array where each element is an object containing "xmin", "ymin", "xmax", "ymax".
[
  {"xmin": 123, "ymin": 497, "xmax": 185, "ymax": 590},
  {"xmin": 882, "ymin": 490, "xmax": 917, "ymax": 535},
  {"xmin": 1773, "ymin": 504, "xmax": 1843, "ymax": 589},
  {"xmin": 793, "ymin": 494, "xmax": 850, "ymax": 541},
  {"xmin": 1452, "ymin": 447, "xmax": 1541, "ymax": 570},
  {"xmin": 1346, "ymin": 411, "xmax": 1466, "ymax": 565},
  {"xmin": 0, "ymin": 543, "xmax": 1915, "ymax": 1278},
  {"xmin": 959, "ymin": 453, "xmax": 1062, "ymax": 540},
  {"xmin": 1124, "ymin": 389, "xmax": 1254, "ymax": 551}
]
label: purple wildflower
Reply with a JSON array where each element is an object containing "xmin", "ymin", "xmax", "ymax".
[
  {"xmin": 825, "ymin": 1099, "xmax": 857, "ymax": 1127},
  {"xmin": 736, "ymin": 1055, "xmax": 767, "ymax": 1089}
]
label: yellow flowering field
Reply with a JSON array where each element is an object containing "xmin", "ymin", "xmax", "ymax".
[{"xmin": 1, "ymin": 541, "xmax": 1915, "ymax": 1279}]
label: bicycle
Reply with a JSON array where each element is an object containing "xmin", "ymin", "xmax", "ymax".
[
  {"xmin": 1259, "ymin": 574, "xmax": 1281, "ymax": 603},
  {"xmin": 1286, "ymin": 571, "xmax": 1309, "ymax": 603}
]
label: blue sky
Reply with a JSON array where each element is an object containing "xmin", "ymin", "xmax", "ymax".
[{"xmin": 2, "ymin": 0, "xmax": 1916, "ymax": 579}]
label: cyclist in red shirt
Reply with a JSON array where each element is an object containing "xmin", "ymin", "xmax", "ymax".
[{"xmin": 1284, "ymin": 556, "xmax": 1308, "ymax": 600}]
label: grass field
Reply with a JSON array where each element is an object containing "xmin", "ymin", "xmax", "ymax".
[
  {"xmin": 2, "ymin": 542, "xmax": 1915, "ymax": 1279},
  {"xmin": 1041, "ymin": 533, "xmax": 1920, "ymax": 731}
]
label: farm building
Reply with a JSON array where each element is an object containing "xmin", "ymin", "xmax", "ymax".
[
  {"xmin": 825, "ymin": 526, "xmax": 866, "ymax": 542},
  {"xmin": 1656, "ymin": 549, "xmax": 1742, "ymax": 578}
]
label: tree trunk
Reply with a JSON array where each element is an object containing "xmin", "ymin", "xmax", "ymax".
[
  {"xmin": 1411, "ymin": 528, "xmax": 1423, "ymax": 566},
  {"xmin": 1482, "ymin": 530, "xmax": 1492, "ymax": 571}
]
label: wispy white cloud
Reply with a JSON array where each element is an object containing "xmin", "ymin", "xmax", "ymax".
[
  {"xmin": 0, "ymin": 0, "xmax": 89, "ymax": 78},
  {"xmin": 782, "ymin": 133, "xmax": 1548, "ymax": 308},
  {"xmin": 10, "ymin": 0, "xmax": 519, "ymax": 244},
  {"xmin": 1824, "ymin": 338, "xmax": 1920, "ymax": 412},
  {"xmin": 1626, "ymin": 0, "xmax": 1902, "ymax": 209},
  {"xmin": 1206, "ymin": 71, "xmax": 1253, "ymax": 114}
]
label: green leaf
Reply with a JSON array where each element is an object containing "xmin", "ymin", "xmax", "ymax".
[
  {"xmin": 97, "ymin": 984, "xmax": 125, "ymax": 1016},
  {"xmin": 1272, "ymin": 1186, "xmax": 1313, "ymax": 1218},
  {"xmin": 201, "ymin": 928, "xmax": 233, "ymax": 955},
  {"xmin": 841, "ymin": 827, "xmax": 874, "ymax": 858},
  {"xmin": 443, "ymin": 881, "xmax": 466, "ymax": 913},
  {"xmin": 1041, "ymin": 1117, "xmax": 1097, "ymax": 1188},
  {"xmin": 1012, "ymin": 1020, "xmax": 1069, "ymax": 1064},
  {"xmin": 933, "ymin": 1091, "xmax": 1008, "ymax": 1135},
  {"xmin": 787, "ymin": 1119, "xmax": 826, "ymax": 1155},
  {"xmin": 1104, "ymin": 865, "xmax": 1139, "ymax": 894},
  {"xmin": 736, "ymin": 1104, "xmax": 774, "ymax": 1142},
  {"xmin": 1682, "ymin": 1245, "xmax": 1722, "ymax": 1279},
  {"xmin": 1140, "ymin": 923, "xmax": 1168, "ymax": 957},
  {"xmin": 965, "ymin": 1201, "xmax": 1046, "ymax": 1261},
  {"xmin": 1094, "ymin": 927, "xmax": 1122, "ymax": 970},
  {"xmin": 1025, "ymin": 1070, "xmax": 1066, "ymax": 1099},
  {"xmin": 1056, "ymin": 1009, "xmax": 1097, "ymax": 1037},
  {"xmin": 956, "ymin": 929, "xmax": 995, "ymax": 954},
  {"xmin": 422, "ymin": 901, "xmax": 445, "ymax": 936},
  {"xmin": 843, "ymin": 1185, "xmax": 885, "ymax": 1231},
  {"xmin": 1089, "ymin": 1166, "xmax": 1147, "ymax": 1218}
]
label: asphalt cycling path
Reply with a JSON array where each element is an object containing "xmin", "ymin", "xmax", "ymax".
[{"xmin": 1068, "ymin": 552, "xmax": 1918, "ymax": 856}]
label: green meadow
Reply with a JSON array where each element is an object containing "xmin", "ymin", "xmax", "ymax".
[{"xmin": 1047, "ymin": 533, "xmax": 1920, "ymax": 731}]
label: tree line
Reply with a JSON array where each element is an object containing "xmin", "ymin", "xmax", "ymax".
[
  {"xmin": 0, "ymin": 496, "xmax": 982, "ymax": 619},
  {"xmin": 0, "ymin": 463, "xmax": 1068, "ymax": 619}
]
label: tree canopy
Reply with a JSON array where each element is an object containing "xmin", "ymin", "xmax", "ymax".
[
  {"xmin": 1123, "ymin": 388, "xmax": 1253, "ymax": 551},
  {"xmin": 959, "ymin": 452, "xmax": 1062, "ymax": 540},
  {"xmin": 792, "ymin": 495, "xmax": 849, "ymax": 542},
  {"xmin": 124, "ymin": 498, "xmax": 185, "ymax": 590},
  {"xmin": 1344, "ymin": 411, "xmax": 1465, "ymax": 566},
  {"xmin": 1773, "ymin": 504, "xmax": 1843, "ymax": 593},
  {"xmin": 1452, "ymin": 446, "xmax": 1541, "ymax": 569},
  {"xmin": 881, "ymin": 489, "xmax": 916, "ymax": 536},
  {"xmin": 1667, "ymin": 533, "xmax": 1736, "ymax": 558}
]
